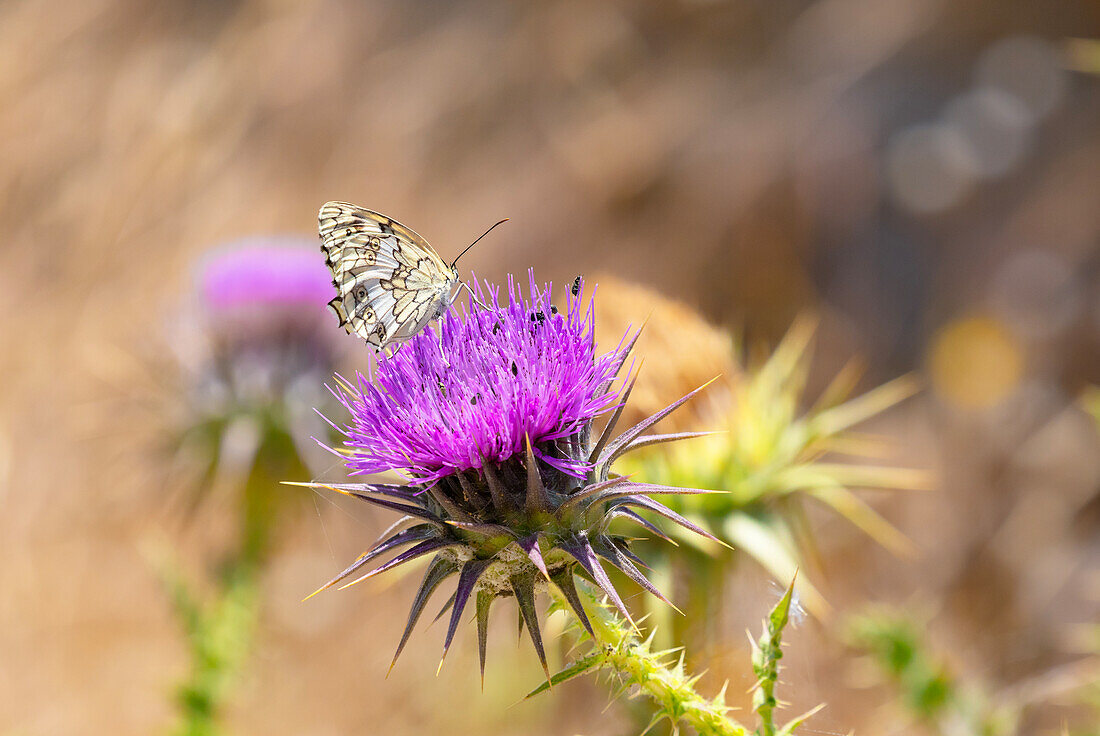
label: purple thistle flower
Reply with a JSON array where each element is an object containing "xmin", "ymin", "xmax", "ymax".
[
  {"xmin": 332, "ymin": 273, "xmax": 624, "ymax": 484},
  {"xmin": 180, "ymin": 237, "xmax": 346, "ymax": 435},
  {"xmin": 307, "ymin": 271, "xmax": 721, "ymax": 681}
]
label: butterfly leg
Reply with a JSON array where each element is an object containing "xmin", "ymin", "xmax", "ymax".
[{"xmin": 436, "ymin": 324, "xmax": 450, "ymax": 367}]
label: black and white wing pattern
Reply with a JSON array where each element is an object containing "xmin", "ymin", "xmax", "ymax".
[{"xmin": 319, "ymin": 201, "xmax": 459, "ymax": 353}]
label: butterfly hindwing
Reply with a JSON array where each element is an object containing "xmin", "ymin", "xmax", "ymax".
[{"xmin": 319, "ymin": 201, "xmax": 459, "ymax": 353}]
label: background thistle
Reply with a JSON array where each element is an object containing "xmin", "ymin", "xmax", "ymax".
[
  {"xmin": 615, "ymin": 314, "xmax": 923, "ymax": 640},
  {"xmin": 300, "ymin": 272, "xmax": 726, "ymax": 680},
  {"xmin": 159, "ymin": 238, "xmax": 345, "ymax": 735}
]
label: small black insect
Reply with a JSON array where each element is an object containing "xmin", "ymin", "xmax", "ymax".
[
  {"xmin": 530, "ymin": 310, "xmax": 546, "ymax": 324},
  {"xmin": 492, "ymin": 322, "xmax": 502, "ymax": 335},
  {"xmin": 470, "ymin": 393, "xmax": 480, "ymax": 405},
  {"xmin": 550, "ymin": 305, "xmax": 558, "ymax": 315},
  {"xmin": 571, "ymin": 276, "xmax": 581, "ymax": 296},
  {"xmin": 510, "ymin": 361, "xmax": 518, "ymax": 376}
]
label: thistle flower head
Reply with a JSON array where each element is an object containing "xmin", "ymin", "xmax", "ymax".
[
  {"xmin": 335, "ymin": 273, "xmax": 623, "ymax": 484},
  {"xmin": 168, "ymin": 238, "xmax": 347, "ymax": 497},
  {"xmin": 185, "ymin": 238, "xmax": 344, "ymax": 414},
  {"xmin": 308, "ymin": 271, "xmax": 721, "ymax": 680}
]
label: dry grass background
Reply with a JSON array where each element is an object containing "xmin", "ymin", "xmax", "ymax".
[{"xmin": 1, "ymin": 1, "xmax": 1099, "ymax": 734}]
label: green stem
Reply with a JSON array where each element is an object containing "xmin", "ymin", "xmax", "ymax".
[
  {"xmin": 167, "ymin": 424, "xmax": 305, "ymax": 735},
  {"xmin": 171, "ymin": 563, "xmax": 260, "ymax": 736},
  {"xmin": 549, "ymin": 582, "xmax": 750, "ymax": 736}
]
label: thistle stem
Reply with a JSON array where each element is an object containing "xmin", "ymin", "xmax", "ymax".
[{"xmin": 550, "ymin": 582, "xmax": 750, "ymax": 736}]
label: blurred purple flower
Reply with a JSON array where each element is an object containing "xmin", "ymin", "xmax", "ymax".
[
  {"xmin": 171, "ymin": 237, "xmax": 347, "ymax": 478},
  {"xmin": 332, "ymin": 272, "xmax": 624, "ymax": 484},
  {"xmin": 200, "ymin": 237, "xmax": 334, "ymax": 314}
]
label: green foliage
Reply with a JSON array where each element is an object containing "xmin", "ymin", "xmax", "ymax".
[
  {"xmin": 533, "ymin": 582, "xmax": 750, "ymax": 736},
  {"xmin": 846, "ymin": 607, "xmax": 1018, "ymax": 736},
  {"xmin": 751, "ymin": 577, "xmax": 823, "ymax": 736},
  {"xmin": 161, "ymin": 414, "xmax": 311, "ymax": 734},
  {"xmin": 162, "ymin": 562, "xmax": 260, "ymax": 736},
  {"xmin": 531, "ymin": 577, "xmax": 821, "ymax": 736}
]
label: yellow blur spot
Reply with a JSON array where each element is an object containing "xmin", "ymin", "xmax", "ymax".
[{"xmin": 930, "ymin": 316, "xmax": 1022, "ymax": 408}]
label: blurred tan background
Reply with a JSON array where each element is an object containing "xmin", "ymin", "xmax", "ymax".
[{"xmin": 1, "ymin": 0, "xmax": 1099, "ymax": 734}]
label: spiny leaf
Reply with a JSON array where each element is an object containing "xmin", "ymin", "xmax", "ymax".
[
  {"xmin": 337, "ymin": 538, "xmax": 457, "ymax": 591},
  {"xmin": 558, "ymin": 475, "xmax": 631, "ymax": 513},
  {"xmin": 753, "ymin": 575, "xmax": 797, "ymax": 736},
  {"xmin": 390, "ymin": 557, "xmax": 459, "ymax": 674},
  {"xmin": 604, "ymin": 507, "xmax": 677, "ymax": 545},
  {"xmin": 583, "ymin": 481, "xmax": 725, "ymax": 508},
  {"xmin": 777, "ymin": 704, "xmax": 826, "ymax": 736},
  {"xmin": 594, "ymin": 322, "xmax": 646, "ymax": 398},
  {"xmin": 512, "ymin": 573, "xmax": 550, "ymax": 680},
  {"xmin": 563, "ymin": 537, "xmax": 634, "ymax": 627},
  {"xmin": 304, "ymin": 523, "xmax": 437, "ymax": 600},
  {"xmin": 324, "ymin": 491, "xmax": 444, "ymax": 526},
  {"xmin": 617, "ymin": 495, "xmax": 727, "ymax": 547},
  {"xmin": 519, "ymin": 535, "xmax": 548, "ymax": 579},
  {"xmin": 613, "ymin": 430, "xmax": 719, "ymax": 463},
  {"xmin": 550, "ymin": 569, "xmax": 595, "ymax": 639},
  {"xmin": 592, "ymin": 539, "xmax": 680, "ymax": 613},
  {"xmin": 476, "ymin": 591, "xmax": 493, "ymax": 688},
  {"xmin": 589, "ymin": 365, "xmax": 642, "ymax": 466},
  {"xmin": 441, "ymin": 559, "xmax": 492, "ymax": 668},
  {"xmin": 598, "ymin": 378, "xmax": 719, "ymax": 476},
  {"xmin": 524, "ymin": 653, "xmax": 603, "ymax": 699},
  {"xmin": 768, "ymin": 575, "xmax": 796, "ymax": 634},
  {"xmin": 443, "ymin": 520, "xmax": 519, "ymax": 540}
]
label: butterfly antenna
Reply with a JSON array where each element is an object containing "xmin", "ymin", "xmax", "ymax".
[{"xmin": 450, "ymin": 219, "xmax": 509, "ymax": 270}]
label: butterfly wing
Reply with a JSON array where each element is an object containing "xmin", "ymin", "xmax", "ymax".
[{"xmin": 319, "ymin": 201, "xmax": 457, "ymax": 351}]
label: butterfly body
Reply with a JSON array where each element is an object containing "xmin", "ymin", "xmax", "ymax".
[{"xmin": 319, "ymin": 201, "xmax": 462, "ymax": 354}]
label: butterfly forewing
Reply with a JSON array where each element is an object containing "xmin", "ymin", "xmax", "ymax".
[{"xmin": 319, "ymin": 202, "xmax": 458, "ymax": 352}]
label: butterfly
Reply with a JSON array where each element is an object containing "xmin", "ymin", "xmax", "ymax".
[{"xmin": 318, "ymin": 201, "xmax": 504, "ymax": 354}]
